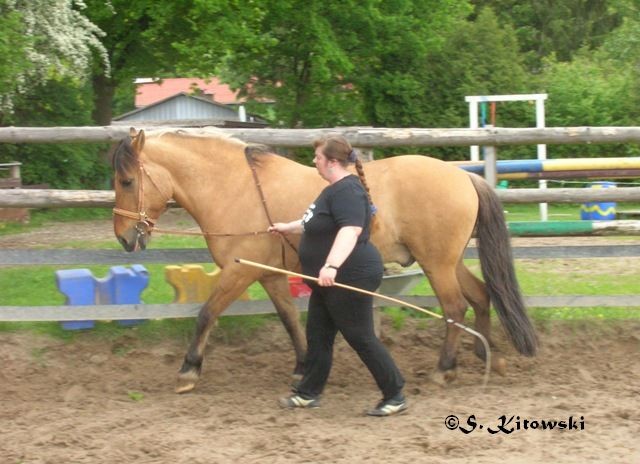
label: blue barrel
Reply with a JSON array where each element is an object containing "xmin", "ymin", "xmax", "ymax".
[{"xmin": 580, "ymin": 181, "xmax": 616, "ymax": 220}]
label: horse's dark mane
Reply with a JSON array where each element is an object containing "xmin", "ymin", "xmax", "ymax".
[
  {"xmin": 112, "ymin": 132, "xmax": 275, "ymax": 173},
  {"xmin": 244, "ymin": 143, "xmax": 274, "ymax": 165},
  {"xmin": 112, "ymin": 136, "xmax": 137, "ymax": 176}
]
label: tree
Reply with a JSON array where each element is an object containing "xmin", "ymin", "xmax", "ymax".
[
  {"xmin": 0, "ymin": 79, "xmax": 110, "ymax": 188},
  {"xmin": 470, "ymin": 0, "xmax": 623, "ymax": 68},
  {"xmin": 0, "ymin": 0, "xmax": 108, "ymax": 118},
  {"xmin": 216, "ymin": 0, "xmax": 367, "ymax": 127},
  {"xmin": 182, "ymin": 0, "xmax": 472, "ymax": 129},
  {"xmin": 84, "ymin": 0, "xmax": 179, "ymax": 124},
  {"xmin": 417, "ymin": 7, "xmax": 530, "ymax": 160},
  {"xmin": 353, "ymin": 0, "xmax": 473, "ymax": 128},
  {"xmin": 535, "ymin": 1, "xmax": 640, "ymax": 158},
  {"xmin": 0, "ymin": 10, "xmax": 33, "ymax": 115}
]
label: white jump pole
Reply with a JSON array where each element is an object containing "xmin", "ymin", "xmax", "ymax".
[
  {"xmin": 536, "ymin": 97, "xmax": 548, "ymax": 221},
  {"xmin": 465, "ymin": 94, "xmax": 549, "ymax": 220}
]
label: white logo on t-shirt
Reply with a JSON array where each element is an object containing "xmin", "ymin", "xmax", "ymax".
[{"xmin": 302, "ymin": 203, "xmax": 316, "ymax": 225}]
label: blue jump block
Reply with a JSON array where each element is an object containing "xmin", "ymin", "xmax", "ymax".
[
  {"xmin": 55, "ymin": 265, "xmax": 149, "ymax": 330},
  {"xmin": 96, "ymin": 265, "xmax": 149, "ymax": 326},
  {"xmin": 56, "ymin": 268, "xmax": 97, "ymax": 330}
]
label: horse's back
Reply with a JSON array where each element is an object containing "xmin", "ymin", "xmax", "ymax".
[
  {"xmin": 368, "ymin": 155, "xmax": 475, "ymax": 197},
  {"xmin": 366, "ymin": 155, "xmax": 479, "ymax": 266}
]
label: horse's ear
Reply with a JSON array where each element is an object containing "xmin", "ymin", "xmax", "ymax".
[
  {"xmin": 129, "ymin": 127, "xmax": 137, "ymax": 138},
  {"xmin": 131, "ymin": 129, "xmax": 146, "ymax": 155}
]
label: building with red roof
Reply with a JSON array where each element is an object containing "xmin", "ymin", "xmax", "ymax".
[
  {"xmin": 113, "ymin": 77, "xmax": 269, "ymax": 127},
  {"xmin": 134, "ymin": 77, "xmax": 244, "ymax": 107}
]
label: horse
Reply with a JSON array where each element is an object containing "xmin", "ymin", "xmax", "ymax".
[{"xmin": 112, "ymin": 127, "xmax": 538, "ymax": 393}]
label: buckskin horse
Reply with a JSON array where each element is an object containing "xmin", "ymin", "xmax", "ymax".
[{"xmin": 112, "ymin": 128, "xmax": 537, "ymax": 393}]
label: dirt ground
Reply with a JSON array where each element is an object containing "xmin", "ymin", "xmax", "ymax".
[
  {"xmin": 1, "ymin": 211, "xmax": 639, "ymax": 463},
  {"xmin": 1, "ymin": 317, "xmax": 639, "ymax": 464}
]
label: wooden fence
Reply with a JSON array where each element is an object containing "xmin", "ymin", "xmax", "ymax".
[
  {"xmin": 0, "ymin": 161, "xmax": 28, "ymax": 221},
  {"xmin": 0, "ymin": 244, "xmax": 639, "ymax": 322},
  {"xmin": 1, "ymin": 125, "xmax": 639, "ymax": 322},
  {"xmin": 3, "ymin": 125, "xmax": 640, "ymax": 146}
]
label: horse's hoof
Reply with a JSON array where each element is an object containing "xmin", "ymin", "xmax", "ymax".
[
  {"xmin": 175, "ymin": 382, "xmax": 196, "ymax": 394},
  {"xmin": 492, "ymin": 357, "xmax": 507, "ymax": 376},
  {"xmin": 175, "ymin": 370, "xmax": 199, "ymax": 394},
  {"xmin": 444, "ymin": 369, "xmax": 458, "ymax": 383},
  {"xmin": 430, "ymin": 369, "xmax": 456, "ymax": 387}
]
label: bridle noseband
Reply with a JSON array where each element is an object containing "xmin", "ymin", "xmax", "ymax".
[{"xmin": 112, "ymin": 160, "xmax": 164, "ymax": 236}]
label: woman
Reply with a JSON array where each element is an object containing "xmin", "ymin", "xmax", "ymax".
[{"xmin": 269, "ymin": 136, "xmax": 407, "ymax": 417}]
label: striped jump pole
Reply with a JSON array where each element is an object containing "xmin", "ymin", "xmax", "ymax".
[{"xmin": 507, "ymin": 220, "xmax": 640, "ymax": 237}]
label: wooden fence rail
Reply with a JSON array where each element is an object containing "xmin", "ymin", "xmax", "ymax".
[
  {"xmin": 2, "ymin": 245, "xmax": 640, "ymax": 266},
  {"xmin": 2, "ymin": 295, "xmax": 639, "ymax": 323},
  {"xmin": 3, "ymin": 126, "xmax": 640, "ymax": 147},
  {"xmin": 2, "ymin": 186, "xmax": 640, "ymax": 208}
]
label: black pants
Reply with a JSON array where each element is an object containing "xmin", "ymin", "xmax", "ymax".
[{"xmin": 296, "ymin": 276, "xmax": 405, "ymax": 401}]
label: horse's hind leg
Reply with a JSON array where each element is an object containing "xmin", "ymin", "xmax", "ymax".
[
  {"xmin": 426, "ymin": 266, "xmax": 469, "ymax": 385},
  {"xmin": 176, "ymin": 266, "xmax": 261, "ymax": 394},
  {"xmin": 259, "ymin": 273, "xmax": 306, "ymax": 377},
  {"xmin": 456, "ymin": 263, "xmax": 507, "ymax": 376}
]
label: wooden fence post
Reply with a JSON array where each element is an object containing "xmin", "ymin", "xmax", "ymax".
[
  {"xmin": 0, "ymin": 161, "xmax": 28, "ymax": 222},
  {"xmin": 483, "ymin": 125, "xmax": 498, "ymax": 188}
]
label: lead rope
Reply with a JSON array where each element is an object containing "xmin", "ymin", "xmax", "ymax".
[{"xmin": 245, "ymin": 152, "xmax": 299, "ymax": 267}]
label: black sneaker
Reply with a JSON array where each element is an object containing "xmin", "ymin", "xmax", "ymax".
[
  {"xmin": 366, "ymin": 395, "xmax": 408, "ymax": 417},
  {"xmin": 279, "ymin": 394, "xmax": 320, "ymax": 409}
]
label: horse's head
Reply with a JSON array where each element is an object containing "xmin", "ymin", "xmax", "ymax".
[{"xmin": 112, "ymin": 128, "xmax": 171, "ymax": 252}]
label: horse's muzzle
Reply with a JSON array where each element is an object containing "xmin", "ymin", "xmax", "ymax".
[{"xmin": 117, "ymin": 224, "xmax": 149, "ymax": 252}]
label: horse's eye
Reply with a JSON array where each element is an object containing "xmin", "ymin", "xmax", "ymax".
[{"xmin": 120, "ymin": 178, "xmax": 133, "ymax": 188}]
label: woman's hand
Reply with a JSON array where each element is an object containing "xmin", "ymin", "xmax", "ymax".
[
  {"xmin": 318, "ymin": 266, "xmax": 337, "ymax": 286},
  {"xmin": 268, "ymin": 221, "xmax": 303, "ymax": 235},
  {"xmin": 268, "ymin": 222, "xmax": 289, "ymax": 234}
]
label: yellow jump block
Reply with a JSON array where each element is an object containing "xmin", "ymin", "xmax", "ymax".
[{"xmin": 165, "ymin": 265, "xmax": 251, "ymax": 303}]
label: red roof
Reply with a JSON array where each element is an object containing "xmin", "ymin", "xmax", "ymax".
[{"xmin": 135, "ymin": 77, "xmax": 243, "ymax": 107}]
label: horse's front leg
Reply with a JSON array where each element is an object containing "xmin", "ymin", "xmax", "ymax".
[
  {"xmin": 259, "ymin": 273, "xmax": 306, "ymax": 377},
  {"xmin": 176, "ymin": 265, "xmax": 261, "ymax": 394}
]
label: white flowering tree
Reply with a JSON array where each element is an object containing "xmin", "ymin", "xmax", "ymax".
[{"xmin": 0, "ymin": 0, "xmax": 108, "ymax": 113}]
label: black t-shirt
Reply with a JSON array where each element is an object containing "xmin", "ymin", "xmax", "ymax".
[{"xmin": 299, "ymin": 175, "xmax": 383, "ymax": 282}]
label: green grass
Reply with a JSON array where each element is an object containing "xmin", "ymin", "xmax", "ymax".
[{"xmin": 502, "ymin": 203, "xmax": 582, "ymax": 221}]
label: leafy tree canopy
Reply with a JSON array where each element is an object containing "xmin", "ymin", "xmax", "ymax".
[
  {"xmin": 0, "ymin": 0, "xmax": 108, "ymax": 116},
  {"xmin": 178, "ymin": 0, "xmax": 473, "ymax": 128}
]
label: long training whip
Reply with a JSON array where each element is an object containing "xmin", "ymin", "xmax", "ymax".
[{"xmin": 234, "ymin": 258, "xmax": 491, "ymax": 387}]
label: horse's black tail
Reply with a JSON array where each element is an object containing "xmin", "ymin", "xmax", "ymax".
[{"xmin": 468, "ymin": 174, "xmax": 538, "ymax": 356}]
